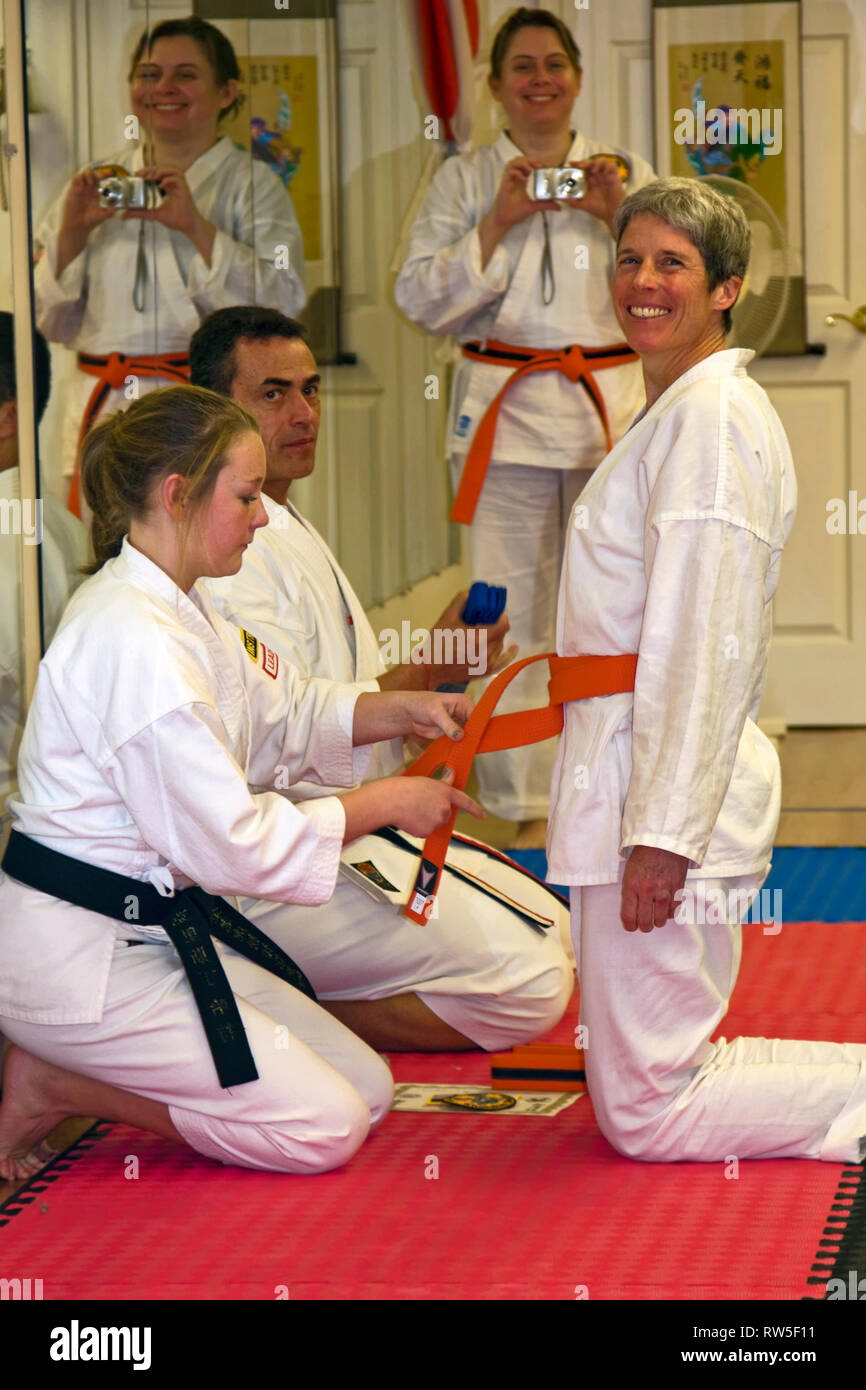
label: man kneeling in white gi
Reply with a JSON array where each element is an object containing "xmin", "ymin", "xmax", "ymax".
[{"xmin": 192, "ymin": 308, "xmax": 572, "ymax": 1053}]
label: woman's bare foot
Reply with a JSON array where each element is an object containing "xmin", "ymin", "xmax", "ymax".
[
  {"xmin": 0, "ymin": 1044, "xmax": 67, "ymax": 1181},
  {"xmin": 509, "ymin": 818, "xmax": 548, "ymax": 850},
  {"xmin": 1, "ymin": 1041, "xmax": 181, "ymax": 1181}
]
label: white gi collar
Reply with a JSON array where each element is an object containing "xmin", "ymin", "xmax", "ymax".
[
  {"xmin": 130, "ymin": 135, "xmax": 231, "ymax": 191},
  {"xmin": 495, "ymin": 128, "xmax": 586, "ymax": 166},
  {"xmin": 633, "ymin": 348, "xmax": 756, "ymax": 427},
  {"xmin": 112, "ymin": 536, "xmax": 213, "ymax": 631}
]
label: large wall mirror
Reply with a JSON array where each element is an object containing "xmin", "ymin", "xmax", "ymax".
[{"xmin": 1, "ymin": 0, "xmax": 457, "ymax": 816}]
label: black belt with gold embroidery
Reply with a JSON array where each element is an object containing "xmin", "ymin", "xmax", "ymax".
[{"xmin": 2, "ymin": 830, "xmax": 316, "ymax": 1089}]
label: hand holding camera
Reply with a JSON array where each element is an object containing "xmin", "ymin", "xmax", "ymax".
[
  {"xmin": 526, "ymin": 155, "xmax": 630, "ymax": 230},
  {"xmin": 60, "ymin": 167, "xmax": 118, "ymax": 238},
  {"xmin": 97, "ymin": 174, "xmax": 164, "ymax": 212},
  {"xmin": 478, "ymin": 152, "xmax": 631, "ymax": 269},
  {"xmin": 476, "ymin": 155, "xmax": 561, "ymax": 268},
  {"xmin": 116, "ymin": 165, "xmax": 203, "ymax": 240},
  {"xmin": 89, "ymin": 162, "xmax": 203, "ymax": 240},
  {"xmin": 52, "ymin": 167, "xmax": 120, "ymax": 277},
  {"xmin": 488, "ymin": 155, "xmax": 561, "ymax": 233},
  {"xmin": 104, "ymin": 164, "xmax": 215, "ymax": 257}
]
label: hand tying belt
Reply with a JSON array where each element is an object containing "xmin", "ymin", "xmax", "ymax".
[
  {"xmin": 69, "ymin": 351, "xmax": 191, "ymax": 517},
  {"xmin": 451, "ymin": 339, "xmax": 638, "ymax": 525},
  {"xmin": 1, "ymin": 830, "xmax": 315, "ymax": 1089},
  {"xmin": 399, "ymin": 651, "xmax": 637, "ymax": 924}
]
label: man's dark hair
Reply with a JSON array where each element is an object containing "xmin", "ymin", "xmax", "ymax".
[
  {"xmin": 0, "ymin": 312, "xmax": 52, "ymax": 424},
  {"xmin": 189, "ymin": 307, "xmax": 309, "ymax": 396}
]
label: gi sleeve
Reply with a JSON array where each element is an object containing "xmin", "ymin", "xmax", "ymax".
[
  {"xmin": 208, "ymin": 545, "xmax": 325, "ymax": 681},
  {"xmin": 0, "ymin": 594, "xmax": 22, "ymax": 797},
  {"xmin": 394, "ymin": 159, "xmax": 513, "ymax": 335},
  {"xmin": 233, "ymin": 634, "xmax": 371, "ymax": 792},
  {"xmin": 214, "ymin": 574, "xmax": 382, "ymax": 697},
  {"xmin": 104, "ymin": 705, "xmax": 345, "ymax": 903},
  {"xmin": 621, "ymin": 515, "xmax": 772, "ymax": 865},
  {"xmin": 186, "ymin": 162, "xmax": 306, "ymax": 318},
  {"xmin": 33, "ymin": 191, "xmax": 89, "ymax": 344}
]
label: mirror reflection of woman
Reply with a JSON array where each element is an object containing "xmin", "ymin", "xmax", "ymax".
[
  {"xmin": 395, "ymin": 7, "xmax": 656, "ymax": 849},
  {"xmin": 34, "ymin": 16, "xmax": 306, "ymax": 516}
]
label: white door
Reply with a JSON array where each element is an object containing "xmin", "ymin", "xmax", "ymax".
[
  {"xmin": 562, "ymin": 0, "xmax": 866, "ymax": 725},
  {"xmin": 759, "ymin": 0, "xmax": 866, "ymax": 724}
]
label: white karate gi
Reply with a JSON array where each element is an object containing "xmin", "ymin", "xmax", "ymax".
[
  {"xmin": 0, "ymin": 538, "xmax": 394, "ymax": 1174},
  {"xmin": 0, "ymin": 468, "xmax": 82, "ymax": 807},
  {"xmin": 202, "ymin": 494, "xmax": 573, "ymax": 1049},
  {"xmin": 395, "ymin": 131, "xmax": 655, "ymax": 820},
  {"xmin": 204, "ymin": 494, "xmax": 403, "ymax": 800},
  {"xmin": 548, "ymin": 348, "xmax": 866, "ymax": 1163},
  {"xmin": 34, "ymin": 138, "xmax": 306, "ymax": 483}
]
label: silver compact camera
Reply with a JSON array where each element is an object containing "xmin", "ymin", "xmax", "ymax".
[
  {"xmin": 97, "ymin": 175, "xmax": 163, "ymax": 210},
  {"xmin": 527, "ymin": 167, "xmax": 587, "ymax": 202}
]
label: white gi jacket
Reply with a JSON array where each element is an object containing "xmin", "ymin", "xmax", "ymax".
[
  {"xmin": 394, "ymin": 130, "xmax": 655, "ymax": 471},
  {"xmin": 202, "ymin": 493, "xmax": 404, "ymax": 798},
  {"xmin": 0, "ymin": 538, "xmax": 369, "ymax": 1024},
  {"xmin": 546, "ymin": 349, "xmax": 797, "ymax": 885},
  {"xmin": 34, "ymin": 137, "xmax": 306, "ymax": 354}
]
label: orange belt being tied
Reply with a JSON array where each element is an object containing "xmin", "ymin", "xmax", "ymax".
[
  {"xmin": 400, "ymin": 650, "xmax": 637, "ymax": 924},
  {"xmin": 451, "ymin": 339, "xmax": 639, "ymax": 526},
  {"xmin": 69, "ymin": 350, "xmax": 192, "ymax": 517}
]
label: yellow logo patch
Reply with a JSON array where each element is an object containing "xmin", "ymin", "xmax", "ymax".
[{"xmin": 428, "ymin": 1091, "xmax": 517, "ymax": 1112}]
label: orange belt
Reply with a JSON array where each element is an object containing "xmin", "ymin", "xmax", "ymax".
[
  {"xmin": 400, "ymin": 650, "xmax": 637, "ymax": 923},
  {"xmin": 451, "ymin": 339, "xmax": 638, "ymax": 525},
  {"xmin": 69, "ymin": 350, "xmax": 191, "ymax": 517}
]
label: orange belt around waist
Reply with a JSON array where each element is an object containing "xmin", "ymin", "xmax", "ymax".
[
  {"xmin": 451, "ymin": 339, "xmax": 639, "ymax": 526},
  {"xmin": 69, "ymin": 351, "xmax": 192, "ymax": 517},
  {"xmin": 400, "ymin": 650, "xmax": 637, "ymax": 923}
]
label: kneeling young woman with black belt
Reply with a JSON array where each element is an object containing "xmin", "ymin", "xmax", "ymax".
[{"xmin": 0, "ymin": 385, "xmax": 481, "ymax": 1180}]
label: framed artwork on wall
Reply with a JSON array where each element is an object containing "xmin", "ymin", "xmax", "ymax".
[{"xmin": 653, "ymin": 0, "xmax": 806, "ymax": 355}]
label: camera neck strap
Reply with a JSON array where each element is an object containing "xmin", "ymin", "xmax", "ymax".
[
  {"xmin": 133, "ymin": 219, "xmax": 148, "ymax": 313},
  {"xmin": 540, "ymin": 211, "xmax": 555, "ymax": 306}
]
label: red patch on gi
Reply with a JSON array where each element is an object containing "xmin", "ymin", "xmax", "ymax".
[{"xmin": 261, "ymin": 644, "xmax": 278, "ymax": 679}]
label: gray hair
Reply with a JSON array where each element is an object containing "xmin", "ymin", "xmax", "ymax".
[{"xmin": 612, "ymin": 177, "xmax": 750, "ymax": 333}]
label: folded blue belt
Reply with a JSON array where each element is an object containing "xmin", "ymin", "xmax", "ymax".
[
  {"xmin": 1, "ymin": 830, "xmax": 316, "ymax": 1089},
  {"xmin": 462, "ymin": 581, "xmax": 507, "ymax": 626}
]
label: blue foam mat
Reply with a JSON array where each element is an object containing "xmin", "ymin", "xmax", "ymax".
[{"xmin": 508, "ymin": 847, "xmax": 866, "ymax": 923}]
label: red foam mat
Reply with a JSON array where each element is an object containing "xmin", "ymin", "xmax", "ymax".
[{"xmin": 1, "ymin": 922, "xmax": 865, "ymax": 1301}]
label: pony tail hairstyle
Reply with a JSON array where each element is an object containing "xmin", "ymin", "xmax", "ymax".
[
  {"xmin": 78, "ymin": 386, "xmax": 260, "ymax": 575},
  {"xmin": 79, "ymin": 413, "xmax": 135, "ymax": 573}
]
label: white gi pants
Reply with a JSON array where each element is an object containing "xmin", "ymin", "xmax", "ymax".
[
  {"xmin": 1, "ymin": 933, "xmax": 394, "ymax": 1175},
  {"xmin": 573, "ymin": 867, "xmax": 866, "ymax": 1163},
  {"xmin": 244, "ymin": 870, "xmax": 573, "ymax": 1052},
  {"xmin": 451, "ymin": 460, "xmax": 593, "ymax": 823}
]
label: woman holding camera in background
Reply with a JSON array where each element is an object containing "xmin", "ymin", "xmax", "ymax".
[
  {"xmin": 395, "ymin": 8, "xmax": 655, "ymax": 847},
  {"xmin": 34, "ymin": 15, "xmax": 305, "ymax": 516}
]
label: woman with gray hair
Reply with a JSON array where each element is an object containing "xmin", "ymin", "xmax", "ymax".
[{"xmin": 547, "ymin": 176, "xmax": 866, "ymax": 1164}]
